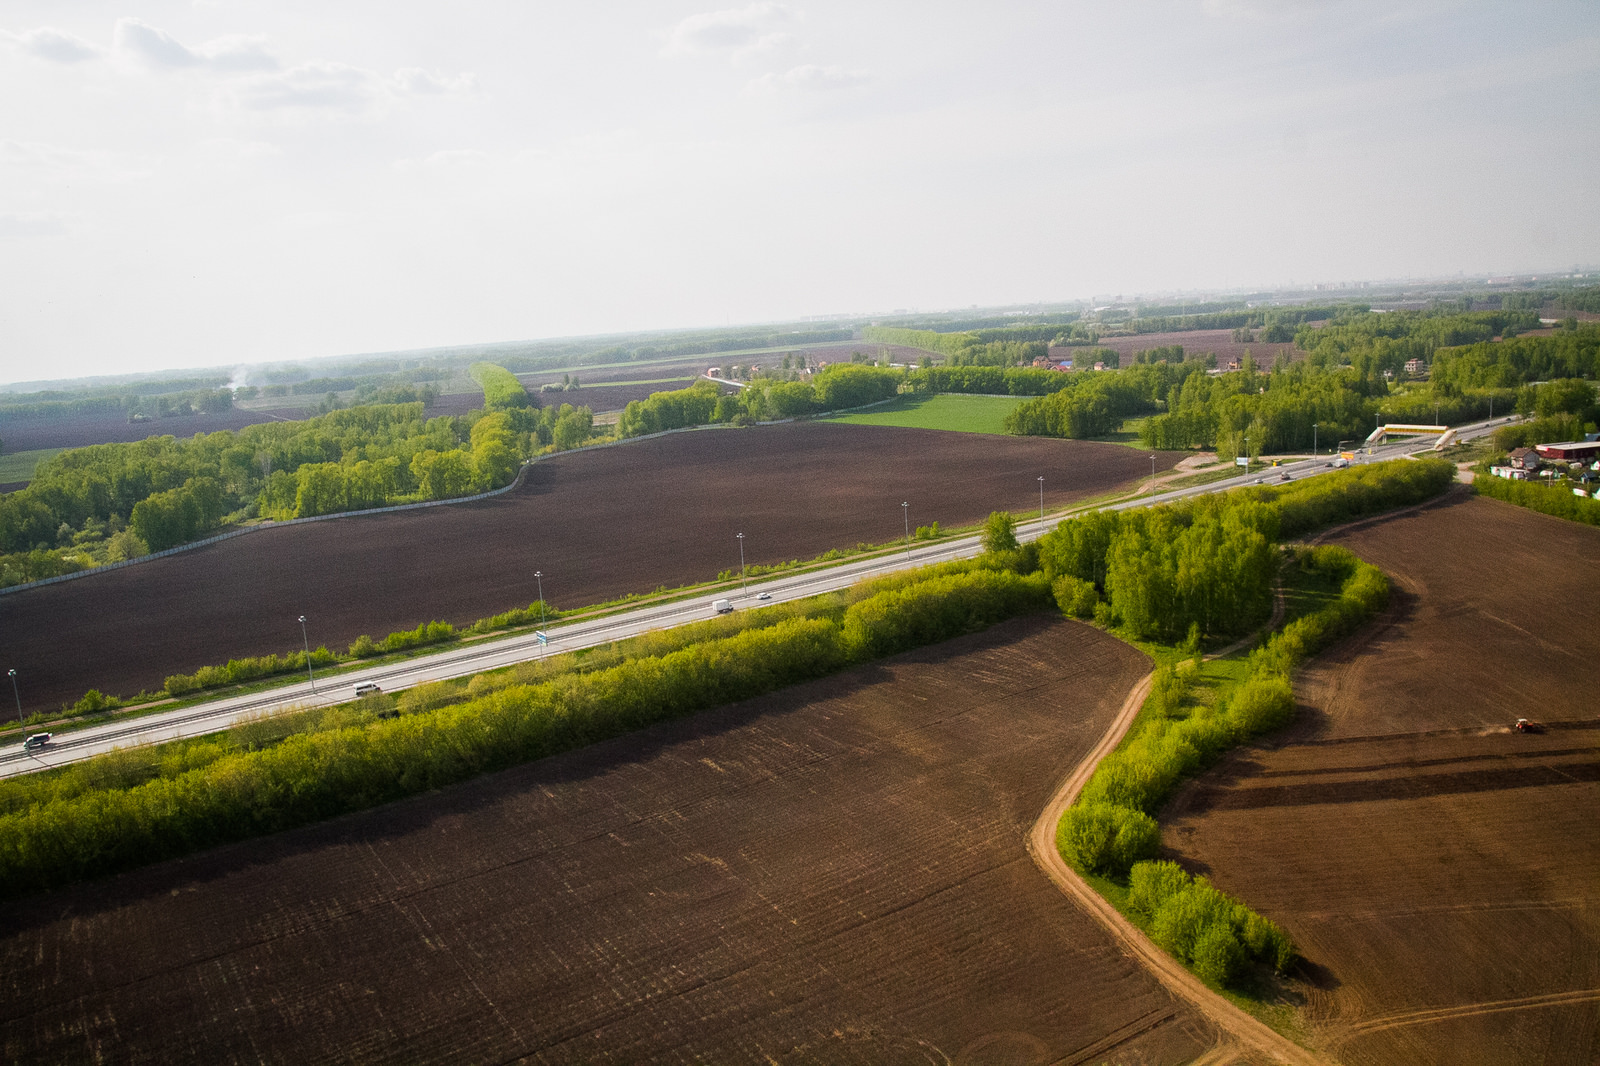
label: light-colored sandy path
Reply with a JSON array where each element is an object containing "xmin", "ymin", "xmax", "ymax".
[{"xmin": 1025, "ymin": 659, "xmax": 1325, "ymax": 1066}]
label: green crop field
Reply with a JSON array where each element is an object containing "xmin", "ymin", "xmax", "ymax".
[
  {"xmin": 0, "ymin": 447, "xmax": 62, "ymax": 484},
  {"xmin": 822, "ymin": 393, "xmax": 1026, "ymax": 435}
]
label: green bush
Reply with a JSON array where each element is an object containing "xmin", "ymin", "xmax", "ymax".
[
  {"xmin": 1052, "ymin": 574, "xmax": 1099, "ymax": 618},
  {"xmin": 1192, "ymin": 922, "xmax": 1248, "ymax": 987},
  {"xmin": 840, "ymin": 569, "xmax": 1051, "ymax": 661},
  {"xmin": 1055, "ymin": 801, "xmax": 1160, "ymax": 876},
  {"xmin": 1225, "ymin": 678, "xmax": 1296, "ymax": 739},
  {"xmin": 1128, "ymin": 860, "xmax": 1296, "ymax": 985},
  {"xmin": 1127, "ymin": 859, "xmax": 1191, "ymax": 920},
  {"xmin": 469, "ymin": 362, "xmax": 531, "ymax": 410}
]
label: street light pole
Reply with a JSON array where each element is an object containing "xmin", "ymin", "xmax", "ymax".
[
  {"xmin": 737, "ymin": 533, "xmax": 746, "ymax": 594},
  {"xmin": 534, "ymin": 570, "xmax": 546, "ymax": 629},
  {"xmin": 298, "ymin": 615, "xmax": 316, "ymax": 693},
  {"xmin": 1313, "ymin": 422, "xmax": 1318, "ymax": 458},
  {"xmin": 1149, "ymin": 455, "xmax": 1156, "ymax": 496},
  {"xmin": 902, "ymin": 502, "xmax": 910, "ymax": 556},
  {"xmin": 8, "ymin": 669, "xmax": 19, "ymax": 724},
  {"xmin": 1037, "ymin": 476, "xmax": 1045, "ymax": 524}
]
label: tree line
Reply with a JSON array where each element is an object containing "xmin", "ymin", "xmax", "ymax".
[
  {"xmin": 0, "ymin": 563, "xmax": 1051, "ymax": 895},
  {"xmin": 0, "ymin": 368, "xmax": 601, "ymax": 584}
]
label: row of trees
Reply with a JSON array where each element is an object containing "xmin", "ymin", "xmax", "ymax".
[
  {"xmin": 1038, "ymin": 494, "xmax": 1278, "ymax": 642},
  {"xmin": 1056, "ymin": 530, "xmax": 1400, "ymax": 989},
  {"xmin": 0, "ymin": 562, "xmax": 1053, "ymax": 894},
  {"xmin": 0, "ymin": 370, "xmax": 602, "ymax": 581},
  {"xmin": 616, "ymin": 365, "xmax": 906, "ymax": 437},
  {"xmin": 1002, "ymin": 362, "xmax": 1198, "ymax": 440},
  {"xmin": 468, "ymin": 363, "xmax": 532, "ymax": 410}
]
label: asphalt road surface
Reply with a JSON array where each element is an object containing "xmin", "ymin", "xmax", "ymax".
[{"xmin": 0, "ymin": 418, "xmax": 1507, "ymax": 779}]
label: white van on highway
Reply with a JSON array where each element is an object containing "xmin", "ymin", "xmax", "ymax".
[
  {"xmin": 21, "ymin": 732, "xmax": 51, "ymax": 751},
  {"xmin": 354, "ymin": 682, "xmax": 382, "ymax": 698}
]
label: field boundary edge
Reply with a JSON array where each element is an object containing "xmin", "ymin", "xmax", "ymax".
[{"xmin": 1025, "ymin": 668, "xmax": 1327, "ymax": 1066}]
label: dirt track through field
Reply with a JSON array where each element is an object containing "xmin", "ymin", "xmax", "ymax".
[
  {"xmin": 0, "ymin": 617, "xmax": 1218, "ymax": 1065},
  {"xmin": 4, "ymin": 422, "xmax": 1180, "ymax": 710},
  {"xmin": 1164, "ymin": 494, "xmax": 1600, "ymax": 1065}
]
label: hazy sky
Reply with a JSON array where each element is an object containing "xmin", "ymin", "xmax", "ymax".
[{"xmin": 2, "ymin": 1, "xmax": 1597, "ymax": 384}]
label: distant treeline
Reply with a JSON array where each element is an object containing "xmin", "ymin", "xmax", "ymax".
[
  {"xmin": 1121, "ymin": 304, "xmax": 1348, "ymax": 336},
  {"xmin": 0, "ymin": 387, "xmax": 235, "ymax": 423},
  {"xmin": 494, "ymin": 328, "xmax": 855, "ymax": 374},
  {"xmin": 0, "ymin": 366, "xmax": 602, "ymax": 587}
]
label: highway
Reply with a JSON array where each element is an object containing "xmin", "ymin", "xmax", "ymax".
[{"xmin": 0, "ymin": 416, "xmax": 1508, "ymax": 779}]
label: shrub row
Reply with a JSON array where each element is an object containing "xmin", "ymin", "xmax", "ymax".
[
  {"xmin": 1128, "ymin": 860, "xmax": 1295, "ymax": 986},
  {"xmin": 1267, "ymin": 457, "xmax": 1455, "ymax": 539},
  {"xmin": 1056, "ymin": 542, "xmax": 1393, "ymax": 989},
  {"xmin": 0, "ymin": 565, "xmax": 1051, "ymax": 895},
  {"xmin": 1473, "ymin": 473, "xmax": 1600, "ymax": 527},
  {"xmin": 468, "ymin": 362, "xmax": 532, "ymax": 410},
  {"xmin": 1249, "ymin": 547, "xmax": 1389, "ymax": 678},
  {"xmin": 162, "ymin": 621, "xmax": 457, "ymax": 697}
]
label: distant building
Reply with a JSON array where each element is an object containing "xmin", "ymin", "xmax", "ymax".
[
  {"xmin": 1509, "ymin": 447, "xmax": 1542, "ymax": 472},
  {"xmin": 1404, "ymin": 358, "xmax": 1427, "ymax": 377},
  {"xmin": 706, "ymin": 367, "xmax": 721, "ymax": 378},
  {"xmin": 1535, "ymin": 441, "xmax": 1600, "ymax": 463}
]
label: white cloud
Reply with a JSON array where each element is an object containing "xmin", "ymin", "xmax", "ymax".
[
  {"xmin": 224, "ymin": 62, "xmax": 478, "ymax": 116},
  {"xmin": 395, "ymin": 148, "xmax": 492, "ymax": 172},
  {"xmin": 0, "ymin": 139, "xmax": 149, "ymax": 182},
  {"xmin": 0, "ymin": 212, "xmax": 71, "ymax": 239},
  {"xmin": 663, "ymin": 3, "xmax": 796, "ymax": 59},
  {"xmin": 113, "ymin": 17, "xmax": 277, "ymax": 71},
  {"xmin": 1, "ymin": 26, "xmax": 104, "ymax": 63},
  {"xmin": 749, "ymin": 64, "xmax": 869, "ymax": 93},
  {"xmin": 392, "ymin": 67, "xmax": 480, "ymax": 96},
  {"xmin": 230, "ymin": 61, "xmax": 385, "ymax": 112}
]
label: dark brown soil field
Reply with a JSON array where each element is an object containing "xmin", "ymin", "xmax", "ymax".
[
  {"xmin": 0, "ymin": 617, "xmax": 1215, "ymax": 1065},
  {"xmin": 0, "ymin": 407, "xmax": 306, "ymax": 453},
  {"xmin": 4, "ymin": 422, "xmax": 1181, "ymax": 709},
  {"xmin": 1164, "ymin": 495, "xmax": 1600, "ymax": 1064}
]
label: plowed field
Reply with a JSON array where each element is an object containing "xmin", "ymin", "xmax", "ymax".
[
  {"xmin": 1164, "ymin": 494, "xmax": 1600, "ymax": 1065},
  {"xmin": 1088, "ymin": 329, "xmax": 1298, "ymax": 368},
  {"xmin": 0, "ymin": 617, "xmax": 1215, "ymax": 1065},
  {"xmin": 0, "ymin": 407, "xmax": 306, "ymax": 453},
  {"xmin": 4, "ymin": 422, "xmax": 1180, "ymax": 709}
]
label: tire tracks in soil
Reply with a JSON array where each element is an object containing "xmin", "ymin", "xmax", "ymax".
[{"xmin": 1337, "ymin": 987, "xmax": 1600, "ymax": 1037}]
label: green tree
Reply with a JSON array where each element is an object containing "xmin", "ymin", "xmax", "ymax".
[{"xmin": 981, "ymin": 511, "xmax": 1019, "ymax": 553}]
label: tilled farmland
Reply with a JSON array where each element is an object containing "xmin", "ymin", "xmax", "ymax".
[
  {"xmin": 0, "ymin": 616, "xmax": 1215, "ymax": 1065},
  {"xmin": 3, "ymin": 421, "xmax": 1180, "ymax": 709},
  {"xmin": 1163, "ymin": 494, "xmax": 1600, "ymax": 1065}
]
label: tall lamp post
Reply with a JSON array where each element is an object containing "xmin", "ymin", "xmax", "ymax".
[
  {"xmin": 1243, "ymin": 435, "xmax": 1250, "ymax": 476},
  {"xmin": 298, "ymin": 615, "xmax": 316, "ymax": 693},
  {"xmin": 902, "ymin": 502, "xmax": 910, "ymax": 556},
  {"xmin": 534, "ymin": 570, "xmax": 546, "ymax": 630},
  {"xmin": 736, "ymin": 533, "xmax": 746, "ymax": 594},
  {"xmin": 1313, "ymin": 422, "xmax": 1319, "ymax": 458},
  {"xmin": 1149, "ymin": 455, "xmax": 1156, "ymax": 496},
  {"xmin": 1037, "ymin": 476, "xmax": 1045, "ymax": 524},
  {"xmin": 8, "ymin": 669, "xmax": 19, "ymax": 724}
]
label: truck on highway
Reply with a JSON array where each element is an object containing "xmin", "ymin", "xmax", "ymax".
[
  {"xmin": 21, "ymin": 733, "xmax": 51, "ymax": 752},
  {"xmin": 712, "ymin": 598, "xmax": 733, "ymax": 614}
]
